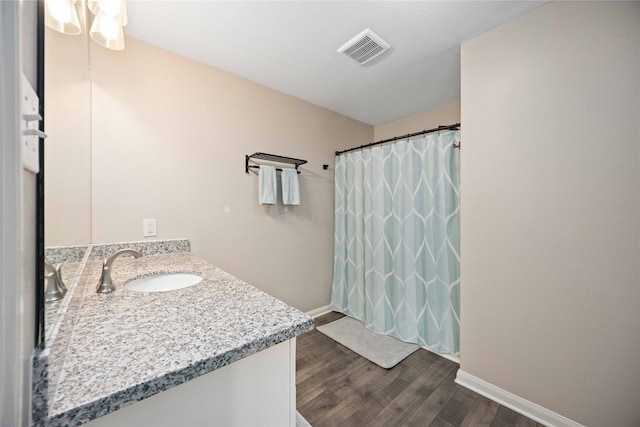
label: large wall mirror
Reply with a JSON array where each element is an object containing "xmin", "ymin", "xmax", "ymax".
[{"xmin": 41, "ymin": 20, "xmax": 93, "ymax": 345}]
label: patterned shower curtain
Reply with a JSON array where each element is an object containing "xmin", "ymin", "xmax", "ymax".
[{"xmin": 330, "ymin": 130, "xmax": 460, "ymax": 354}]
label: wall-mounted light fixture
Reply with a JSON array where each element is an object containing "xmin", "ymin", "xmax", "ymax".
[
  {"xmin": 44, "ymin": 0, "xmax": 81, "ymax": 35},
  {"xmin": 88, "ymin": 0, "xmax": 127, "ymax": 50},
  {"xmin": 44, "ymin": 0, "xmax": 128, "ymax": 51}
]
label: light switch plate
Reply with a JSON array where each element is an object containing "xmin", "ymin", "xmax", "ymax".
[{"xmin": 20, "ymin": 75, "xmax": 40, "ymax": 174}]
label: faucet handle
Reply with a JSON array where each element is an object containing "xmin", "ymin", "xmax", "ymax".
[
  {"xmin": 53, "ymin": 262, "xmax": 66, "ymax": 291},
  {"xmin": 44, "ymin": 258, "xmax": 67, "ymax": 303}
]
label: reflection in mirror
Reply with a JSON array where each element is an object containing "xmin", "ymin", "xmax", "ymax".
[
  {"xmin": 43, "ymin": 20, "xmax": 93, "ymax": 343},
  {"xmin": 43, "ymin": 246, "xmax": 87, "ymax": 344},
  {"xmin": 44, "ymin": 259, "xmax": 67, "ymax": 303},
  {"xmin": 44, "ymin": 26, "xmax": 92, "ymax": 247}
]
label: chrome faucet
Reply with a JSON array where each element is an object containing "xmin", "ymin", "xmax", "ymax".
[
  {"xmin": 45, "ymin": 259, "xmax": 67, "ymax": 303},
  {"xmin": 96, "ymin": 248, "xmax": 143, "ymax": 294}
]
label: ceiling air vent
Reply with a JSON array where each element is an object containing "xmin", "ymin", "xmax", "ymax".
[{"xmin": 338, "ymin": 29, "xmax": 390, "ymax": 65}]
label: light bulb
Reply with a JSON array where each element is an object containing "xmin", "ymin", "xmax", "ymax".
[
  {"xmin": 90, "ymin": 14, "xmax": 125, "ymax": 51},
  {"xmin": 100, "ymin": 15, "xmax": 118, "ymax": 39},
  {"xmin": 49, "ymin": 0, "xmax": 72, "ymax": 22}
]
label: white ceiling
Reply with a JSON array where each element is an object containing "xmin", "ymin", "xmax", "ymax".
[{"xmin": 125, "ymin": 1, "xmax": 547, "ymax": 126}]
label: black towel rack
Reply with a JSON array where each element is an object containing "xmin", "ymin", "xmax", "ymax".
[{"xmin": 245, "ymin": 152, "xmax": 307, "ymax": 174}]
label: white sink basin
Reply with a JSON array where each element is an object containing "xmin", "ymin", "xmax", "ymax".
[{"xmin": 125, "ymin": 273, "xmax": 203, "ymax": 293}]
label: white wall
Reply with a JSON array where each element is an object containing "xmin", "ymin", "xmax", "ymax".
[
  {"xmin": 46, "ymin": 35, "xmax": 373, "ymax": 312},
  {"xmin": 460, "ymin": 2, "xmax": 640, "ymax": 426}
]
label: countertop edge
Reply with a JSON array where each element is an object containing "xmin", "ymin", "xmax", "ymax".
[{"xmin": 47, "ymin": 318, "xmax": 314, "ymax": 427}]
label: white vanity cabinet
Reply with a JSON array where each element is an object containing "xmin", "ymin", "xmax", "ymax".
[{"xmin": 84, "ymin": 339, "xmax": 296, "ymax": 427}]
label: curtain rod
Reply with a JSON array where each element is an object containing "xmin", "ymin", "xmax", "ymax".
[{"xmin": 335, "ymin": 123, "xmax": 461, "ymax": 156}]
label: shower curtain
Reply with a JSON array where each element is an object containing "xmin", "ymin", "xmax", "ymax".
[{"xmin": 330, "ymin": 130, "xmax": 460, "ymax": 354}]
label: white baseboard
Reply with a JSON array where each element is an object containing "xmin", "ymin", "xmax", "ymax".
[
  {"xmin": 305, "ymin": 305, "xmax": 332, "ymax": 319},
  {"xmin": 455, "ymin": 370, "xmax": 584, "ymax": 427},
  {"xmin": 422, "ymin": 346, "xmax": 460, "ymax": 364}
]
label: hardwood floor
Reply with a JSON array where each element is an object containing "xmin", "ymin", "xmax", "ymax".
[{"xmin": 296, "ymin": 312, "xmax": 543, "ymax": 427}]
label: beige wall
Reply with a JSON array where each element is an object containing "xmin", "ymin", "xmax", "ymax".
[
  {"xmin": 374, "ymin": 101, "xmax": 460, "ymax": 141},
  {"xmin": 44, "ymin": 29, "xmax": 91, "ymax": 247},
  {"xmin": 460, "ymin": 2, "xmax": 640, "ymax": 426},
  {"xmin": 46, "ymin": 36, "xmax": 372, "ymax": 312}
]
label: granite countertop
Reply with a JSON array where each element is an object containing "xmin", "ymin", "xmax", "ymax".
[
  {"xmin": 44, "ymin": 261, "xmax": 82, "ymax": 341},
  {"xmin": 46, "ymin": 251, "xmax": 314, "ymax": 427}
]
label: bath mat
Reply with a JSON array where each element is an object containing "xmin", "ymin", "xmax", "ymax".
[
  {"xmin": 316, "ymin": 316, "xmax": 419, "ymax": 369},
  {"xmin": 296, "ymin": 411, "xmax": 312, "ymax": 427}
]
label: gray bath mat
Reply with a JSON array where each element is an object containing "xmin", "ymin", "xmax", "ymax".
[{"xmin": 316, "ymin": 316, "xmax": 419, "ymax": 369}]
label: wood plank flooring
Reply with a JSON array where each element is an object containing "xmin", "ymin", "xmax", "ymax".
[{"xmin": 296, "ymin": 312, "xmax": 543, "ymax": 427}]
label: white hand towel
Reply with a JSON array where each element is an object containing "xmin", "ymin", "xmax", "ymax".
[
  {"xmin": 259, "ymin": 165, "xmax": 276, "ymax": 205},
  {"xmin": 281, "ymin": 168, "xmax": 300, "ymax": 205}
]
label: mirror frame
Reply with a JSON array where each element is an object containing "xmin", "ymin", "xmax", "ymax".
[{"xmin": 36, "ymin": 0, "xmax": 45, "ymax": 348}]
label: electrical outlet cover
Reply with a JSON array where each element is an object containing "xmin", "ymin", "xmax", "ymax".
[{"xmin": 143, "ymin": 219, "xmax": 157, "ymax": 237}]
